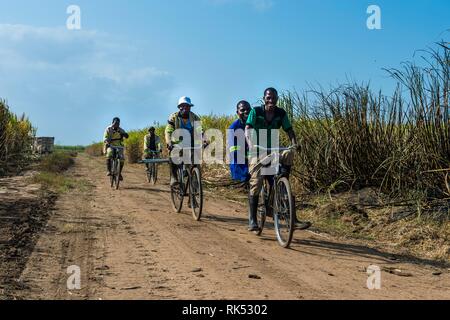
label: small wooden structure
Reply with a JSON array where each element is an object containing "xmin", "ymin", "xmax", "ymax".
[{"xmin": 33, "ymin": 137, "xmax": 55, "ymax": 155}]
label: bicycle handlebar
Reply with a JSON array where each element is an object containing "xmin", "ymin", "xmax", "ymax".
[{"xmin": 140, "ymin": 158, "xmax": 171, "ymax": 164}]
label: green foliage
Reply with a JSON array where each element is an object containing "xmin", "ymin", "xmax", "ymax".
[
  {"xmin": 31, "ymin": 151, "xmax": 79, "ymax": 193},
  {"xmin": 0, "ymin": 100, "xmax": 35, "ymax": 175},
  {"xmin": 85, "ymin": 142, "xmax": 104, "ymax": 157},
  {"xmin": 32, "ymin": 172, "xmax": 76, "ymax": 193},
  {"xmin": 285, "ymin": 41, "xmax": 449, "ymax": 198},
  {"xmin": 124, "ymin": 129, "xmax": 147, "ymax": 163},
  {"xmin": 39, "ymin": 151, "xmax": 76, "ymax": 173}
]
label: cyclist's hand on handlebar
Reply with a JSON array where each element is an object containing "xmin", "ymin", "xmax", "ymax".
[{"xmin": 292, "ymin": 144, "xmax": 301, "ymax": 152}]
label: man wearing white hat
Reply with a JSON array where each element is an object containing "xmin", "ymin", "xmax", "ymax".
[{"xmin": 165, "ymin": 97, "xmax": 203, "ymax": 187}]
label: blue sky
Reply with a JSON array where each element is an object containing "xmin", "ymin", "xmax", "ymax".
[{"xmin": 0, "ymin": 0, "xmax": 448, "ymax": 145}]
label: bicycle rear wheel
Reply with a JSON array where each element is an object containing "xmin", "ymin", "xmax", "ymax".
[
  {"xmin": 273, "ymin": 177, "xmax": 295, "ymax": 248},
  {"xmin": 190, "ymin": 166, "xmax": 203, "ymax": 221},
  {"xmin": 170, "ymin": 167, "xmax": 184, "ymax": 213}
]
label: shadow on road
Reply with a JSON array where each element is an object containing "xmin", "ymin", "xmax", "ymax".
[
  {"xmin": 203, "ymin": 211, "xmax": 449, "ymax": 269},
  {"xmin": 291, "ymin": 237, "xmax": 450, "ymax": 269},
  {"xmin": 123, "ymin": 186, "xmax": 171, "ymax": 194}
]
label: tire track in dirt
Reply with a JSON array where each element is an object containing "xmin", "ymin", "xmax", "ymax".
[{"xmin": 0, "ymin": 173, "xmax": 56, "ymax": 299}]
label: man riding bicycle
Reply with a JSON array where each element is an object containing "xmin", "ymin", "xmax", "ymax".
[
  {"xmin": 165, "ymin": 96, "xmax": 203, "ymax": 187},
  {"xmin": 143, "ymin": 127, "xmax": 162, "ymax": 170},
  {"xmin": 104, "ymin": 117, "xmax": 129, "ymax": 180},
  {"xmin": 245, "ymin": 88, "xmax": 311, "ymax": 232}
]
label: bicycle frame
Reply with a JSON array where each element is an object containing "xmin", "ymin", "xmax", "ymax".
[
  {"xmin": 251, "ymin": 145, "xmax": 296, "ymax": 248},
  {"xmin": 249, "ymin": 145, "xmax": 293, "ymax": 176},
  {"xmin": 169, "ymin": 146, "xmax": 204, "ymax": 220},
  {"xmin": 110, "ymin": 146, "xmax": 125, "ymax": 156},
  {"xmin": 251, "ymin": 145, "xmax": 292, "ymax": 213},
  {"xmin": 144, "ymin": 150, "xmax": 161, "ymax": 184},
  {"xmin": 172, "ymin": 146, "xmax": 203, "ymax": 196},
  {"xmin": 110, "ymin": 146, "xmax": 124, "ymax": 189},
  {"xmin": 145, "ymin": 150, "xmax": 161, "ymax": 157}
]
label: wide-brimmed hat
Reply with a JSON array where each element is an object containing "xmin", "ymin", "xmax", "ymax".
[{"xmin": 178, "ymin": 96, "xmax": 194, "ymax": 107}]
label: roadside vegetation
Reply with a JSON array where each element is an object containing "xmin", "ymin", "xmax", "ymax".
[
  {"xmin": 55, "ymin": 145, "xmax": 85, "ymax": 152},
  {"xmin": 85, "ymin": 142, "xmax": 104, "ymax": 157},
  {"xmin": 32, "ymin": 151, "xmax": 91, "ymax": 193},
  {"xmin": 0, "ymin": 100, "xmax": 35, "ymax": 176}
]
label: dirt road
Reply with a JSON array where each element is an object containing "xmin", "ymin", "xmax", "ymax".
[{"xmin": 2, "ymin": 153, "xmax": 450, "ymax": 300}]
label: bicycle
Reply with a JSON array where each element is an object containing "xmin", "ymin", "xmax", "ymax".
[
  {"xmin": 144, "ymin": 150, "xmax": 161, "ymax": 185},
  {"xmin": 170, "ymin": 147, "xmax": 204, "ymax": 221},
  {"xmin": 251, "ymin": 145, "xmax": 296, "ymax": 248},
  {"xmin": 109, "ymin": 146, "xmax": 125, "ymax": 190}
]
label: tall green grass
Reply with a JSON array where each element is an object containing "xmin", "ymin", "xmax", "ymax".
[
  {"xmin": 0, "ymin": 99, "xmax": 35, "ymax": 176},
  {"xmin": 123, "ymin": 126, "xmax": 166, "ymax": 163},
  {"xmin": 85, "ymin": 142, "xmax": 104, "ymax": 157},
  {"xmin": 286, "ymin": 41, "xmax": 449, "ymax": 199}
]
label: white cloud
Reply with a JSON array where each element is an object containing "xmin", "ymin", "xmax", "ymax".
[
  {"xmin": 0, "ymin": 24, "xmax": 174, "ymax": 145},
  {"xmin": 0, "ymin": 24, "xmax": 169, "ymax": 87},
  {"xmin": 250, "ymin": 0, "xmax": 274, "ymax": 11},
  {"xmin": 206, "ymin": 0, "xmax": 274, "ymax": 11}
]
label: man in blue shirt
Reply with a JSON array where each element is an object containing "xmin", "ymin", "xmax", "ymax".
[{"xmin": 228, "ymin": 101, "xmax": 251, "ymax": 183}]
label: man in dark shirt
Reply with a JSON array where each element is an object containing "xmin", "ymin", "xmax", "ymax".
[{"xmin": 245, "ymin": 88, "xmax": 311, "ymax": 232}]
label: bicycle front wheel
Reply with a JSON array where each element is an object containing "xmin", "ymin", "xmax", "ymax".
[
  {"xmin": 151, "ymin": 163, "xmax": 158, "ymax": 185},
  {"xmin": 114, "ymin": 159, "xmax": 121, "ymax": 190},
  {"xmin": 171, "ymin": 167, "xmax": 184, "ymax": 213},
  {"xmin": 273, "ymin": 177, "xmax": 295, "ymax": 248},
  {"xmin": 190, "ymin": 166, "xmax": 203, "ymax": 221},
  {"xmin": 446, "ymin": 172, "xmax": 450, "ymax": 196},
  {"xmin": 256, "ymin": 180, "xmax": 269, "ymax": 236},
  {"xmin": 109, "ymin": 159, "xmax": 116, "ymax": 188},
  {"xmin": 146, "ymin": 164, "xmax": 152, "ymax": 183}
]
